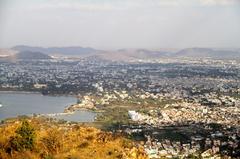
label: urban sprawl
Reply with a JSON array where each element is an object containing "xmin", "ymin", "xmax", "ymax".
[{"xmin": 0, "ymin": 57, "xmax": 240, "ymax": 158}]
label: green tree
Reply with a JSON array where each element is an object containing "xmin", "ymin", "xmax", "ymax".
[{"xmin": 10, "ymin": 120, "xmax": 36, "ymax": 151}]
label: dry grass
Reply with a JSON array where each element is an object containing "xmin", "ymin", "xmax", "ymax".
[{"xmin": 0, "ymin": 117, "xmax": 148, "ymax": 159}]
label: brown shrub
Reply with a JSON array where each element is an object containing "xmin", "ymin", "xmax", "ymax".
[{"xmin": 41, "ymin": 128, "xmax": 62, "ymax": 155}]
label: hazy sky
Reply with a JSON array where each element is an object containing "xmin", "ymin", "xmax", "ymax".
[{"xmin": 0, "ymin": 0, "xmax": 240, "ymax": 49}]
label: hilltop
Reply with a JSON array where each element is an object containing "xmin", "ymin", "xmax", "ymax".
[{"xmin": 0, "ymin": 117, "xmax": 148, "ymax": 159}]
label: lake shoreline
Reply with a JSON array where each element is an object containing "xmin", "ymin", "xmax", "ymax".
[{"xmin": 0, "ymin": 90, "xmax": 77, "ymax": 98}]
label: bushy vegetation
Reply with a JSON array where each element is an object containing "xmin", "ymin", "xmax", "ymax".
[
  {"xmin": 40, "ymin": 128, "xmax": 62, "ymax": 155},
  {"xmin": 0, "ymin": 117, "xmax": 148, "ymax": 159},
  {"xmin": 13, "ymin": 120, "xmax": 36, "ymax": 151}
]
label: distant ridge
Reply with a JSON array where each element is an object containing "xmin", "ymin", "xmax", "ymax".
[
  {"xmin": 175, "ymin": 48, "xmax": 240, "ymax": 59},
  {"xmin": 11, "ymin": 45, "xmax": 240, "ymax": 60},
  {"xmin": 12, "ymin": 45, "xmax": 100, "ymax": 56},
  {"xmin": 14, "ymin": 51, "xmax": 52, "ymax": 59}
]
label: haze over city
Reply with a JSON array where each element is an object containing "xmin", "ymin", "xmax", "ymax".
[{"xmin": 0, "ymin": 0, "xmax": 240, "ymax": 49}]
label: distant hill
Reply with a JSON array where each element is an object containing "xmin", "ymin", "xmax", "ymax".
[
  {"xmin": 12, "ymin": 45, "xmax": 100, "ymax": 56},
  {"xmin": 14, "ymin": 51, "xmax": 52, "ymax": 60},
  {"xmin": 94, "ymin": 49, "xmax": 175, "ymax": 61},
  {"xmin": 175, "ymin": 48, "xmax": 240, "ymax": 59},
  {"xmin": 11, "ymin": 46, "xmax": 240, "ymax": 61},
  {"xmin": 12, "ymin": 45, "xmax": 175, "ymax": 60}
]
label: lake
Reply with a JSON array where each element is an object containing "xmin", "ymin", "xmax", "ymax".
[{"xmin": 0, "ymin": 92, "xmax": 96, "ymax": 122}]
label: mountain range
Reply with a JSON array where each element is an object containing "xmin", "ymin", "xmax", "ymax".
[
  {"xmin": 12, "ymin": 45, "xmax": 100, "ymax": 56},
  {"xmin": 0, "ymin": 45, "xmax": 239, "ymax": 61}
]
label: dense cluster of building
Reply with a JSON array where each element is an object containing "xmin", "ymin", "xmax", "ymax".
[
  {"xmin": 126, "ymin": 102, "xmax": 240, "ymax": 158},
  {"xmin": 142, "ymin": 133, "xmax": 240, "ymax": 158},
  {"xmin": 128, "ymin": 102, "xmax": 240, "ymax": 126},
  {"xmin": 0, "ymin": 58, "xmax": 239, "ymax": 97},
  {"xmin": 1, "ymin": 58, "xmax": 240, "ymax": 158}
]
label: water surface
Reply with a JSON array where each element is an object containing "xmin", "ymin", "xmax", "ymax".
[{"xmin": 0, "ymin": 92, "xmax": 95, "ymax": 122}]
